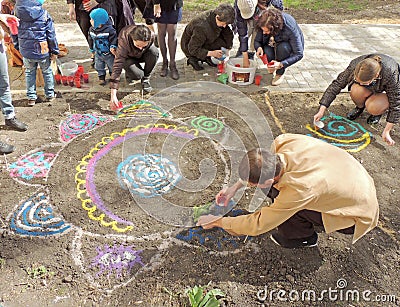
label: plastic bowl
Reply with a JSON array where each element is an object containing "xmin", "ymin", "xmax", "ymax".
[{"xmin": 60, "ymin": 62, "xmax": 78, "ymax": 76}]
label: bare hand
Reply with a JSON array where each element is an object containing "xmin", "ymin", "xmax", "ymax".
[
  {"xmin": 242, "ymin": 57, "xmax": 250, "ymax": 68},
  {"xmin": 110, "ymin": 47, "xmax": 116, "ymax": 56},
  {"xmin": 154, "ymin": 4, "xmax": 161, "ymax": 18},
  {"xmin": 313, "ymin": 109, "xmax": 325, "ymax": 123},
  {"xmin": 256, "ymin": 47, "xmax": 263, "ymax": 58},
  {"xmin": 211, "ymin": 50, "xmax": 223, "ymax": 59},
  {"xmin": 382, "ymin": 130, "xmax": 395, "ymax": 146},
  {"xmin": 196, "ymin": 214, "xmax": 221, "ymax": 229},
  {"xmin": 83, "ymin": 0, "xmax": 98, "ymax": 12},
  {"xmin": 50, "ymin": 54, "xmax": 57, "ymax": 61},
  {"xmin": 68, "ymin": 5, "xmax": 76, "ymax": 21}
]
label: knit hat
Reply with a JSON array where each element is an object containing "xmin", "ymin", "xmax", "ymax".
[
  {"xmin": 237, "ymin": 0, "xmax": 257, "ymax": 19},
  {"xmin": 37, "ymin": 0, "xmax": 45, "ymax": 4},
  {"xmin": 89, "ymin": 8, "xmax": 109, "ymax": 29}
]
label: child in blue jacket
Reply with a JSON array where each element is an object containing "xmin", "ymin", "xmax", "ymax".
[
  {"xmin": 88, "ymin": 8, "xmax": 117, "ymax": 86},
  {"xmin": 14, "ymin": 0, "xmax": 59, "ymax": 106}
]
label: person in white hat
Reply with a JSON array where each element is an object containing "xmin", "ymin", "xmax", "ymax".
[{"xmin": 233, "ymin": 0, "xmax": 283, "ymax": 68}]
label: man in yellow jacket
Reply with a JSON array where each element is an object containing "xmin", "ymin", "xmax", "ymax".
[{"xmin": 197, "ymin": 134, "xmax": 379, "ymax": 248}]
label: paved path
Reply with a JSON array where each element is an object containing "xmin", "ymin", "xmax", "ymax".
[{"xmin": 8, "ymin": 23, "xmax": 400, "ymax": 95}]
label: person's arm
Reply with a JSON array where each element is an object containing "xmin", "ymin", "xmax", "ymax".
[
  {"xmin": 278, "ymin": 16, "xmax": 303, "ymax": 68},
  {"xmin": 67, "ymin": 2, "xmax": 76, "ymax": 21},
  {"xmin": 45, "ymin": 14, "xmax": 59, "ymax": 55},
  {"xmin": 382, "ymin": 122, "xmax": 395, "ymax": 146},
  {"xmin": 186, "ymin": 27, "xmax": 210, "ymax": 60}
]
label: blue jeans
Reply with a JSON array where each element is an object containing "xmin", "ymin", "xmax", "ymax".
[
  {"xmin": 23, "ymin": 57, "xmax": 55, "ymax": 100},
  {"xmin": 263, "ymin": 41, "xmax": 292, "ymax": 76},
  {"xmin": 0, "ymin": 48, "xmax": 15, "ymax": 119},
  {"xmin": 94, "ymin": 53, "xmax": 114, "ymax": 78}
]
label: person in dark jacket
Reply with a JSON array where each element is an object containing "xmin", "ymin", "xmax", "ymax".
[
  {"xmin": 314, "ymin": 54, "xmax": 400, "ymax": 146},
  {"xmin": 14, "ymin": 0, "xmax": 59, "ymax": 106},
  {"xmin": 88, "ymin": 8, "xmax": 117, "ymax": 85},
  {"xmin": 153, "ymin": 0, "xmax": 183, "ymax": 80},
  {"xmin": 109, "ymin": 24, "xmax": 158, "ymax": 108},
  {"xmin": 0, "ymin": 13, "xmax": 28, "ymax": 154},
  {"xmin": 233, "ymin": 0, "xmax": 283, "ymax": 68},
  {"xmin": 181, "ymin": 3, "xmax": 235, "ymax": 71},
  {"xmin": 254, "ymin": 7, "xmax": 304, "ymax": 86}
]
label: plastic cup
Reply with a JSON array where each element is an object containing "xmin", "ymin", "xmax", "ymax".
[
  {"xmin": 68, "ymin": 76, "xmax": 74, "ymax": 87},
  {"xmin": 111, "ymin": 101, "xmax": 123, "ymax": 111},
  {"xmin": 260, "ymin": 54, "xmax": 269, "ymax": 64},
  {"xmin": 254, "ymin": 75, "xmax": 262, "ymax": 86},
  {"xmin": 54, "ymin": 74, "xmax": 62, "ymax": 85},
  {"xmin": 314, "ymin": 120, "xmax": 324, "ymax": 130},
  {"xmin": 74, "ymin": 77, "xmax": 81, "ymax": 88},
  {"xmin": 6, "ymin": 18, "xmax": 18, "ymax": 35},
  {"xmin": 61, "ymin": 75, "xmax": 68, "ymax": 86},
  {"xmin": 82, "ymin": 73, "xmax": 89, "ymax": 83},
  {"xmin": 267, "ymin": 63, "xmax": 275, "ymax": 74},
  {"xmin": 76, "ymin": 65, "xmax": 84, "ymax": 77}
]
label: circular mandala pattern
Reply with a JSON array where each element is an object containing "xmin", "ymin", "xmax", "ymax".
[
  {"xmin": 116, "ymin": 100, "xmax": 169, "ymax": 118},
  {"xmin": 60, "ymin": 113, "xmax": 112, "ymax": 142},
  {"xmin": 190, "ymin": 116, "xmax": 224, "ymax": 134},
  {"xmin": 117, "ymin": 154, "xmax": 181, "ymax": 198},
  {"xmin": 9, "ymin": 151, "xmax": 56, "ymax": 180}
]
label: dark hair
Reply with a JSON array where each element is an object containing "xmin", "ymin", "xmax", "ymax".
[
  {"xmin": 214, "ymin": 3, "xmax": 235, "ymax": 24},
  {"xmin": 354, "ymin": 56, "xmax": 382, "ymax": 82},
  {"xmin": 130, "ymin": 24, "xmax": 152, "ymax": 42},
  {"xmin": 257, "ymin": 7, "xmax": 283, "ymax": 36},
  {"xmin": 238, "ymin": 149, "xmax": 281, "ymax": 184}
]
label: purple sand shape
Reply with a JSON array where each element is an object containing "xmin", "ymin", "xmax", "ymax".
[{"xmin": 85, "ymin": 128, "xmax": 195, "ymax": 225}]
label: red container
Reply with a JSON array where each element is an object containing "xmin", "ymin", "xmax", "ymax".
[
  {"xmin": 235, "ymin": 64, "xmax": 241, "ymax": 67},
  {"xmin": 260, "ymin": 54, "xmax": 269, "ymax": 64},
  {"xmin": 6, "ymin": 18, "xmax": 18, "ymax": 35},
  {"xmin": 217, "ymin": 62, "xmax": 224, "ymax": 74},
  {"xmin": 254, "ymin": 75, "xmax": 262, "ymax": 86},
  {"xmin": 82, "ymin": 73, "xmax": 89, "ymax": 83},
  {"xmin": 61, "ymin": 75, "xmax": 68, "ymax": 86},
  {"xmin": 74, "ymin": 77, "xmax": 81, "ymax": 88},
  {"xmin": 54, "ymin": 74, "xmax": 62, "ymax": 85},
  {"xmin": 111, "ymin": 101, "xmax": 123, "ymax": 111},
  {"xmin": 68, "ymin": 76, "xmax": 74, "ymax": 87},
  {"xmin": 76, "ymin": 65, "xmax": 84, "ymax": 77}
]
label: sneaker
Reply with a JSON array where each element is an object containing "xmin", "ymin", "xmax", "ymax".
[
  {"xmin": 141, "ymin": 77, "xmax": 152, "ymax": 94},
  {"xmin": 5, "ymin": 117, "xmax": 28, "ymax": 131},
  {"xmin": 27, "ymin": 99, "xmax": 36, "ymax": 106},
  {"xmin": 271, "ymin": 74, "xmax": 284, "ymax": 86},
  {"xmin": 0, "ymin": 141, "xmax": 14, "ymax": 154},
  {"xmin": 270, "ymin": 231, "xmax": 318, "ymax": 248},
  {"xmin": 347, "ymin": 107, "xmax": 365, "ymax": 120},
  {"xmin": 367, "ymin": 114, "xmax": 382, "ymax": 125},
  {"xmin": 45, "ymin": 96, "xmax": 56, "ymax": 103}
]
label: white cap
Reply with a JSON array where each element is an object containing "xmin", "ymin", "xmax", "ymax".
[{"xmin": 237, "ymin": 0, "xmax": 258, "ymax": 19}]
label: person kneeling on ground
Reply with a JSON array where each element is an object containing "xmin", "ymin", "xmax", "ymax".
[
  {"xmin": 88, "ymin": 8, "xmax": 117, "ymax": 86},
  {"xmin": 0, "ymin": 13, "xmax": 28, "ymax": 154},
  {"xmin": 197, "ymin": 134, "xmax": 379, "ymax": 249},
  {"xmin": 254, "ymin": 7, "xmax": 304, "ymax": 86},
  {"xmin": 314, "ymin": 54, "xmax": 399, "ymax": 146},
  {"xmin": 109, "ymin": 24, "xmax": 158, "ymax": 109},
  {"xmin": 180, "ymin": 3, "xmax": 234, "ymax": 71}
]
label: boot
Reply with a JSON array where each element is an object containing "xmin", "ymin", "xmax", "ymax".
[
  {"xmin": 187, "ymin": 57, "xmax": 204, "ymax": 71},
  {"xmin": 367, "ymin": 114, "xmax": 382, "ymax": 125},
  {"xmin": 160, "ymin": 60, "xmax": 168, "ymax": 77},
  {"xmin": 203, "ymin": 56, "xmax": 217, "ymax": 67},
  {"xmin": 5, "ymin": 117, "xmax": 28, "ymax": 131},
  {"xmin": 169, "ymin": 62, "xmax": 179, "ymax": 80},
  {"xmin": 347, "ymin": 107, "xmax": 365, "ymax": 120}
]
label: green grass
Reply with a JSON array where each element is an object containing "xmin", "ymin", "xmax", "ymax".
[
  {"xmin": 283, "ymin": 0, "xmax": 365, "ymax": 10},
  {"xmin": 184, "ymin": 0, "xmax": 234, "ymax": 11}
]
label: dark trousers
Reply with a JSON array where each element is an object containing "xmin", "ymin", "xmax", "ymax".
[
  {"xmin": 263, "ymin": 41, "xmax": 292, "ymax": 76},
  {"xmin": 261, "ymin": 188, "xmax": 355, "ymax": 240},
  {"xmin": 123, "ymin": 45, "xmax": 159, "ymax": 81}
]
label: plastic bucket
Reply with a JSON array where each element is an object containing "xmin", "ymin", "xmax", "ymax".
[
  {"xmin": 60, "ymin": 62, "xmax": 78, "ymax": 76},
  {"xmin": 225, "ymin": 58, "xmax": 257, "ymax": 85}
]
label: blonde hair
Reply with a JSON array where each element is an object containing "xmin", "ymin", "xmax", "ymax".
[{"xmin": 354, "ymin": 55, "xmax": 381, "ymax": 82}]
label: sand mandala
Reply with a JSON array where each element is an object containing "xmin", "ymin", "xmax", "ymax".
[
  {"xmin": 60, "ymin": 113, "xmax": 113, "ymax": 142},
  {"xmin": 8, "ymin": 190, "xmax": 71, "ymax": 237},
  {"xmin": 116, "ymin": 100, "xmax": 169, "ymax": 118},
  {"xmin": 8, "ymin": 151, "xmax": 56, "ymax": 181},
  {"xmin": 190, "ymin": 116, "xmax": 224, "ymax": 135},
  {"xmin": 90, "ymin": 243, "xmax": 144, "ymax": 278},
  {"xmin": 117, "ymin": 154, "xmax": 181, "ymax": 198},
  {"xmin": 305, "ymin": 112, "xmax": 372, "ymax": 152}
]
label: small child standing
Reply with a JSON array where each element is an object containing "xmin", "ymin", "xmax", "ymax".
[
  {"xmin": 14, "ymin": 0, "xmax": 59, "ymax": 106},
  {"xmin": 88, "ymin": 8, "xmax": 117, "ymax": 86}
]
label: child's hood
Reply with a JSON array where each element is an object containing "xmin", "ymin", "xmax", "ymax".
[{"xmin": 15, "ymin": 0, "xmax": 46, "ymax": 22}]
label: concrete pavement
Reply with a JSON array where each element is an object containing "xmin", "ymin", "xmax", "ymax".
[{"xmin": 7, "ymin": 23, "xmax": 400, "ymax": 95}]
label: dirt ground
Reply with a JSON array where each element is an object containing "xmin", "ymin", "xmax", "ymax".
[{"xmin": 1, "ymin": 2, "xmax": 400, "ymax": 307}]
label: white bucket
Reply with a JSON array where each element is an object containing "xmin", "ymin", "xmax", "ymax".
[
  {"xmin": 225, "ymin": 58, "xmax": 257, "ymax": 85},
  {"xmin": 60, "ymin": 62, "xmax": 78, "ymax": 76}
]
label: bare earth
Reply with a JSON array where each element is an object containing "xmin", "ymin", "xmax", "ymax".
[{"xmin": 0, "ymin": 2, "xmax": 399, "ymax": 307}]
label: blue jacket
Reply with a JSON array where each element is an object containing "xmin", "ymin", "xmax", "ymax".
[
  {"xmin": 14, "ymin": 0, "xmax": 59, "ymax": 59},
  {"xmin": 88, "ymin": 19, "xmax": 117, "ymax": 56},
  {"xmin": 254, "ymin": 12, "xmax": 304, "ymax": 68},
  {"xmin": 233, "ymin": 0, "xmax": 283, "ymax": 53}
]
